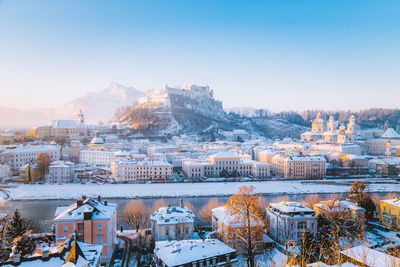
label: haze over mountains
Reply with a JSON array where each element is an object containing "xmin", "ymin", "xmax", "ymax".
[{"xmin": 0, "ymin": 82, "xmax": 144, "ymax": 129}]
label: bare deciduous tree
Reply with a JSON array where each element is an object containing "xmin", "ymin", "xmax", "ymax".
[
  {"xmin": 152, "ymin": 199, "xmax": 168, "ymax": 212},
  {"xmin": 183, "ymin": 200, "xmax": 196, "ymax": 214},
  {"xmin": 124, "ymin": 200, "xmax": 149, "ymax": 232},
  {"xmin": 37, "ymin": 152, "xmax": 51, "ymax": 180},
  {"xmin": 199, "ymin": 198, "xmax": 222, "ymax": 224},
  {"xmin": 225, "ymin": 185, "xmax": 264, "ymax": 267}
]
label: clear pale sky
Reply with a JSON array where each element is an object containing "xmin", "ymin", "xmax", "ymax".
[{"xmin": 0, "ymin": 0, "xmax": 399, "ymax": 111}]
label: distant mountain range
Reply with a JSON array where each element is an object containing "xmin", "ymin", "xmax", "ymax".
[{"xmin": 0, "ymin": 82, "xmax": 144, "ymax": 129}]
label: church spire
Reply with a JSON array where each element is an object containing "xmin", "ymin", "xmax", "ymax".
[{"xmin": 65, "ymin": 234, "xmax": 86, "ymax": 264}]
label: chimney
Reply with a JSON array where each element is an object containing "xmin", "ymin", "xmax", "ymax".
[
  {"xmin": 82, "ymin": 196, "xmax": 86, "ymax": 201},
  {"xmin": 104, "ymin": 200, "xmax": 108, "ymax": 206},
  {"xmin": 77, "ymin": 200, "xmax": 83, "ymax": 207},
  {"xmin": 42, "ymin": 249, "xmax": 49, "ymax": 258},
  {"xmin": 97, "ymin": 195, "xmax": 101, "ymax": 202}
]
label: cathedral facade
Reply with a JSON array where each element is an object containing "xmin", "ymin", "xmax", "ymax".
[{"xmin": 301, "ymin": 113, "xmax": 358, "ymax": 144}]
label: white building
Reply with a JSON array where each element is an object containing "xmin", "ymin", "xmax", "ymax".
[
  {"xmin": 79, "ymin": 150, "xmax": 118, "ymax": 166},
  {"xmin": 267, "ymin": 202, "xmax": 318, "ymax": 244},
  {"xmin": 150, "ymin": 205, "xmax": 195, "ymax": 241},
  {"xmin": 182, "ymin": 151, "xmax": 270, "ymax": 179},
  {"xmin": 48, "ymin": 161, "xmax": 75, "ymax": 183},
  {"xmin": 0, "ymin": 144, "xmax": 60, "ymax": 172},
  {"xmin": 29, "ymin": 110, "xmax": 112, "ymax": 140},
  {"xmin": 111, "ymin": 159, "xmax": 173, "ymax": 183},
  {"xmin": 363, "ymin": 127, "xmax": 400, "ymax": 155},
  {"xmin": 271, "ymin": 154, "xmax": 326, "ymax": 179},
  {"xmin": 0, "ymin": 163, "xmax": 11, "ymax": 179},
  {"xmin": 301, "ymin": 113, "xmax": 358, "ymax": 144},
  {"xmin": 146, "ymin": 145, "xmax": 179, "ymax": 158}
]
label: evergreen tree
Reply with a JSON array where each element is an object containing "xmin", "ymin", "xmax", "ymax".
[{"xmin": 5, "ymin": 209, "xmax": 30, "ymax": 243}]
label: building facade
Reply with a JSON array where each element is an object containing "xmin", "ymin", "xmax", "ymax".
[
  {"xmin": 380, "ymin": 198, "xmax": 400, "ymax": 230},
  {"xmin": 48, "ymin": 161, "xmax": 75, "ymax": 183},
  {"xmin": 267, "ymin": 202, "xmax": 318, "ymax": 244},
  {"xmin": 111, "ymin": 159, "xmax": 173, "ymax": 183},
  {"xmin": 150, "ymin": 206, "xmax": 195, "ymax": 241},
  {"xmin": 0, "ymin": 144, "xmax": 60, "ymax": 173},
  {"xmin": 271, "ymin": 154, "xmax": 326, "ymax": 179},
  {"xmin": 182, "ymin": 151, "xmax": 270, "ymax": 180},
  {"xmin": 53, "ymin": 197, "xmax": 117, "ymax": 262},
  {"xmin": 301, "ymin": 113, "xmax": 358, "ymax": 144}
]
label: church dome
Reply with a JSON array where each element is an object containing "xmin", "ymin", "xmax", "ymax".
[{"xmin": 90, "ymin": 132, "xmax": 104, "ymax": 144}]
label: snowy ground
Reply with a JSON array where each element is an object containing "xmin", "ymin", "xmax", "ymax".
[{"xmin": 0, "ymin": 178, "xmax": 398, "ymax": 200}]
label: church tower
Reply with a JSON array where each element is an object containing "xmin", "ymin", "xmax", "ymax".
[
  {"xmin": 346, "ymin": 114, "xmax": 357, "ymax": 142},
  {"xmin": 77, "ymin": 109, "xmax": 85, "ymax": 126},
  {"xmin": 312, "ymin": 113, "xmax": 326, "ymax": 133},
  {"xmin": 337, "ymin": 125, "xmax": 347, "ymax": 144},
  {"xmin": 327, "ymin": 115, "xmax": 336, "ymax": 132},
  {"xmin": 385, "ymin": 138, "xmax": 392, "ymax": 157}
]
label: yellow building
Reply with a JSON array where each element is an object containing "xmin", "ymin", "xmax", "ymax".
[{"xmin": 380, "ymin": 198, "xmax": 400, "ymax": 229}]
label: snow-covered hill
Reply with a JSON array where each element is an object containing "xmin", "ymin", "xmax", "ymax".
[
  {"xmin": 52, "ymin": 82, "xmax": 144, "ymax": 123},
  {"xmin": 0, "ymin": 82, "xmax": 144, "ymax": 128}
]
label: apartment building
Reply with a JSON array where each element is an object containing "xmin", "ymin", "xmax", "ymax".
[
  {"xmin": 182, "ymin": 151, "xmax": 270, "ymax": 179},
  {"xmin": 53, "ymin": 196, "xmax": 117, "ymax": 262},
  {"xmin": 0, "ymin": 144, "xmax": 60, "ymax": 173},
  {"xmin": 271, "ymin": 154, "xmax": 326, "ymax": 179},
  {"xmin": 79, "ymin": 150, "xmax": 118, "ymax": 166},
  {"xmin": 111, "ymin": 159, "xmax": 173, "ymax": 183}
]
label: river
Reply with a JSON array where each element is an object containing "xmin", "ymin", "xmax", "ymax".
[{"xmin": 0, "ymin": 192, "xmax": 389, "ymax": 232}]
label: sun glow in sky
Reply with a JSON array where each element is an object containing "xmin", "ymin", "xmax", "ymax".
[{"xmin": 0, "ymin": 0, "xmax": 399, "ymax": 111}]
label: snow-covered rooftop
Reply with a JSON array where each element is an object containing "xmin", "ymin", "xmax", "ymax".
[
  {"xmin": 314, "ymin": 200, "xmax": 365, "ymax": 213},
  {"xmin": 54, "ymin": 197, "xmax": 116, "ymax": 221},
  {"xmin": 380, "ymin": 128, "xmax": 400, "ymax": 139},
  {"xmin": 150, "ymin": 206, "xmax": 195, "ymax": 225},
  {"xmin": 154, "ymin": 239, "xmax": 236, "ymax": 267},
  {"xmin": 210, "ymin": 151, "xmax": 240, "ymax": 159},
  {"xmin": 211, "ymin": 206, "xmax": 264, "ymax": 227},
  {"xmin": 380, "ymin": 198, "xmax": 400, "ymax": 207},
  {"xmin": 341, "ymin": 246, "xmax": 400, "ymax": 267},
  {"xmin": 269, "ymin": 202, "xmax": 315, "ymax": 214}
]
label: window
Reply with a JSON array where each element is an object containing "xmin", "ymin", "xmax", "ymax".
[
  {"xmin": 97, "ymin": 234, "xmax": 103, "ymax": 244},
  {"xmin": 298, "ymin": 221, "xmax": 307, "ymax": 229},
  {"xmin": 98, "ymin": 224, "xmax": 102, "ymax": 231},
  {"xmin": 63, "ymin": 225, "xmax": 68, "ymax": 233},
  {"xmin": 165, "ymin": 227, "xmax": 169, "ymax": 236}
]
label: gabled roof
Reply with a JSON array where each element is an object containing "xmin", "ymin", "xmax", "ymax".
[
  {"xmin": 65, "ymin": 239, "xmax": 86, "ymax": 265},
  {"xmin": 380, "ymin": 128, "xmax": 400, "ymax": 139},
  {"xmin": 54, "ymin": 198, "xmax": 116, "ymax": 221}
]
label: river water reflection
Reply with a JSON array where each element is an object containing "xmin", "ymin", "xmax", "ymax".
[{"xmin": 0, "ymin": 192, "xmax": 387, "ymax": 232}]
